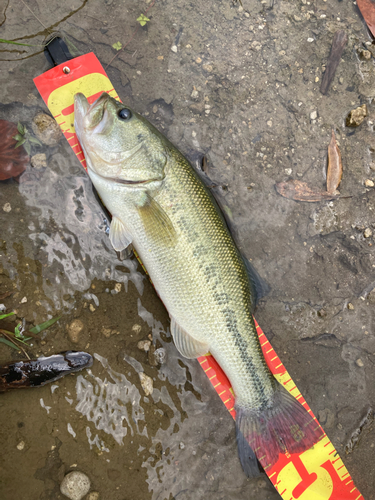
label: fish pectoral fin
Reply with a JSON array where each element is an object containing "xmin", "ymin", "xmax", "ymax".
[
  {"xmin": 137, "ymin": 194, "xmax": 177, "ymax": 246},
  {"xmin": 170, "ymin": 317, "xmax": 209, "ymax": 359},
  {"xmin": 109, "ymin": 216, "xmax": 133, "ymax": 252}
]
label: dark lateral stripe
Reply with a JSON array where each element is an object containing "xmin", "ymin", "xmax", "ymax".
[{"xmin": 222, "ymin": 306, "xmax": 270, "ymax": 405}]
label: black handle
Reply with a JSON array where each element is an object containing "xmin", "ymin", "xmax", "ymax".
[{"xmin": 44, "ymin": 35, "xmax": 74, "ymax": 67}]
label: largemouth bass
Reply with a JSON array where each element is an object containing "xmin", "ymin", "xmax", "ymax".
[{"xmin": 74, "ymin": 92, "xmax": 323, "ymax": 476}]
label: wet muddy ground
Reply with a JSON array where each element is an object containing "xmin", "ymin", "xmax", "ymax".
[{"xmin": 1, "ymin": 0, "xmax": 375, "ymax": 499}]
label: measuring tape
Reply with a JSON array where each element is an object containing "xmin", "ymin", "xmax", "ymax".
[{"xmin": 34, "ymin": 48, "xmax": 363, "ymax": 500}]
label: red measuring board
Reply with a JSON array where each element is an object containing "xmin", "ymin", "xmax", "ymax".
[{"xmin": 34, "ymin": 53, "xmax": 363, "ymax": 500}]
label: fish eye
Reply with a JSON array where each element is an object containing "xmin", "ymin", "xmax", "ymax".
[{"xmin": 118, "ymin": 108, "xmax": 132, "ymax": 120}]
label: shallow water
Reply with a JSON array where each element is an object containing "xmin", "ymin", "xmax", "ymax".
[{"xmin": 1, "ymin": 0, "xmax": 375, "ymax": 499}]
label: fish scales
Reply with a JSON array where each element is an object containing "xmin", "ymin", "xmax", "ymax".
[
  {"xmin": 74, "ymin": 92, "xmax": 324, "ymax": 476},
  {"xmin": 138, "ymin": 148, "xmax": 275, "ymax": 409}
]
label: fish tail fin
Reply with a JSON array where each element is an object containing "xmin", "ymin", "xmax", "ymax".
[{"xmin": 235, "ymin": 382, "xmax": 324, "ymax": 476}]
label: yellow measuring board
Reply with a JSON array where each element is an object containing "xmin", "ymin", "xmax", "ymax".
[{"xmin": 34, "ymin": 52, "xmax": 363, "ymax": 500}]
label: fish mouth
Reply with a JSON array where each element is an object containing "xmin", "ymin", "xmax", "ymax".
[
  {"xmin": 93, "ymin": 169, "xmax": 161, "ymax": 186},
  {"xmin": 86, "ymin": 93, "xmax": 112, "ymax": 132},
  {"xmin": 74, "ymin": 92, "xmax": 112, "ymax": 132},
  {"xmin": 87, "ymin": 92, "xmax": 110, "ymax": 113}
]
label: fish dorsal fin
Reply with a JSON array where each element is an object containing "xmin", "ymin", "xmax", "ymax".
[
  {"xmin": 170, "ymin": 317, "xmax": 209, "ymax": 359},
  {"xmin": 242, "ymin": 256, "xmax": 270, "ymax": 312},
  {"xmin": 109, "ymin": 216, "xmax": 133, "ymax": 252},
  {"xmin": 137, "ymin": 193, "xmax": 177, "ymax": 246}
]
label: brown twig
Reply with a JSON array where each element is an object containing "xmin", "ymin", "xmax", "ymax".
[
  {"xmin": 23, "ymin": 330, "xmax": 42, "ymax": 340},
  {"xmin": 0, "ymin": 329, "xmax": 30, "ymax": 359},
  {"xmin": 105, "ymin": 0, "xmax": 156, "ymax": 70},
  {"xmin": 320, "ymin": 31, "xmax": 348, "ymax": 95}
]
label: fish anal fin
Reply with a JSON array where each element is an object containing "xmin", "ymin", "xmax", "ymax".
[
  {"xmin": 109, "ymin": 216, "xmax": 133, "ymax": 252},
  {"xmin": 170, "ymin": 317, "xmax": 209, "ymax": 359},
  {"xmin": 235, "ymin": 382, "xmax": 324, "ymax": 474},
  {"xmin": 137, "ymin": 194, "xmax": 177, "ymax": 247}
]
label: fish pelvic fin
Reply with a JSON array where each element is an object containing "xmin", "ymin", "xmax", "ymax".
[
  {"xmin": 109, "ymin": 216, "xmax": 133, "ymax": 252},
  {"xmin": 235, "ymin": 382, "xmax": 324, "ymax": 476},
  {"xmin": 170, "ymin": 317, "xmax": 209, "ymax": 358}
]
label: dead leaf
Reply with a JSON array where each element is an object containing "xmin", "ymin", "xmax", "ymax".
[
  {"xmin": 357, "ymin": 0, "xmax": 375, "ymax": 38},
  {"xmin": 320, "ymin": 31, "xmax": 348, "ymax": 95},
  {"xmin": 327, "ymin": 130, "xmax": 343, "ymax": 195},
  {"xmin": 0, "ymin": 291, "xmax": 12, "ymax": 300},
  {"xmin": 0, "ymin": 120, "xmax": 29, "ymax": 180},
  {"xmin": 276, "ymin": 180, "xmax": 337, "ymax": 202}
]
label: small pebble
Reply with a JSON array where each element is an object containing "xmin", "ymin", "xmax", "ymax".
[
  {"xmin": 31, "ymin": 153, "xmax": 47, "ymax": 170},
  {"xmin": 364, "ymin": 228, "xmax": 373, "ymax": 238},
  {"xmin": 32, "ymin": 112, "xmax": 62, "ymax": 146},
  {"xmin": 139, "ymin": 372, "xmax": 153, "ymax": 396},
  {"xmin": 137, "ymin": 340, "xmax": 151, "ymax": 352},
  {"xmin": 202, "ymin": 64, "xmax": 213, "ymax": 72},
  {"xmin": 20, "ymin": 296, "xmax": 27, "ymax": 304},
  {"xmin": 153, "ymin": 105, "xmax": 158, "ymax": 114},
  {"xmin": 60, "ymin": 471, "xmax": 91, "ymax": 500},
  {"xmin": 132, "ymin": 324, "xmax": 142, "ymax": 334},
  {"xmin": 101, "ymin": 327, "xmax": 112, "ymax": 338},
  {"xmin": 310, "ymin": 110, "xmax": 318, "ymax": 120},
  {"xmin": 87, "ymin": 493, "xmax": 100, "ymax": 500},
  {"xmin": 67, "ymin": 319, "xmax": 84, "ymax": 344},
  {"xmin": 17, "ymin": 441, "xmax": 25, "ymax": 450},
  {"xmin": 152, "ymin": 347, "xmax": 167, "ymax": 365},
  {"xmin": 2, "ymin": 203, "xmax": 11, "ymax": 213},
  {"xmin": 307, "ymin": 37, "xmax": 314, "ymax": 42},
  {"xmin": 191, "ymin": 89, "xmax": 199, "ymax": 99},
  {"xmin": 114, "ymin": 283, "xmax": 122, "ymax": 293},
  {"xmin": 89, "ymin": 304, "xmax": 96, "ymax": 313},
  {"xmin": 365, "ymin": 179, "xmax": 374, "ymax": 187},
  {"xmin": 347, "ymin": 303, "xmax": 354, "ymax": 310},
  {"xmin": 360, "ymin": 49, "xmax": 372, "ymax": 60},
  {"xmin": 346, "ymin": 104, "xmax": 367, "ymax": 128},
  {"xmin": 356, "ymin": 358, "xmax": 364, "ymax": 367},
  {"xmin": 171, "ymin": 45, "xmax": 178, "ymax": 53},
  {"xmin": 179, "ymin": 442, "xmax": 185, "ymax": 449},
  {"xmin": 285, "ymin": 168, "xmax": 292, "ymax": 175}
]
